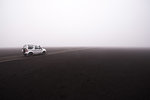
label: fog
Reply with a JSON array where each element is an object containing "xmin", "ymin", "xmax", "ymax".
[{"xmin": 0, "ymin": 0, "xmax": 150, "ymax": 48}]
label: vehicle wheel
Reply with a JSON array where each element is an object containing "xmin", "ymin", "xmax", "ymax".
[
  {"xmin": 28, "ymin": 52, "xmax": 33, "ymax": 56},
  {"xmin": 42, "ymin": 51, "xmax": 46, "ymax": 55}
]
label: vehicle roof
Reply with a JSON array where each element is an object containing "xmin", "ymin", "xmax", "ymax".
[
  {"xmin": 23, "ymin": 44, "xmax": 41, "ymax": 47},
  {"xmin": 24, "ymin": 44, "xmax": 39, "ymax": 46}
]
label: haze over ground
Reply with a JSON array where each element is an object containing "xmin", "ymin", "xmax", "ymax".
[{"xmin": 0, "ymin": 0, "xmax": 150, "ymax": 48}]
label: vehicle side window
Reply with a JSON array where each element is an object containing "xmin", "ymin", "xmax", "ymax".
[
  {"xmin": 35, "ymin": 46, "xmax": 39, "ymax": 49},
  {"xmin": 28, "ymin": 45, "xmax": 33, "ymax": 49}
]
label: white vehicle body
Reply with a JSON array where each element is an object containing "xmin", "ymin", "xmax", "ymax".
[{"xmin": 22, "ymin": 44, "xmax": 46, "ymax": 56}]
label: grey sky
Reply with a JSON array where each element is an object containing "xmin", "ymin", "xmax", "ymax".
[{"xmin": 0, "ymin": 0, "xmax": 150, "ymax": 47}]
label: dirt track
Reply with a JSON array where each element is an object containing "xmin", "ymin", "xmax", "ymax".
[{"xmin": 0, "ymin": 48, "xmax": 150, "ymax": 100}]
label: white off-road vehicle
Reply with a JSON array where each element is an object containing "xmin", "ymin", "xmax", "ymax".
[{"xmin": 22, "ymin": 44, "xmax": 46, "ymax": 56}]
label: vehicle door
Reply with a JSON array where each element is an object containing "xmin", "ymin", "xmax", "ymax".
[
  {"xmin": 39, "ymin": 46, "xmax": 43, "ymax": 53},
  {"xmin": 34, "ymin": 45, "xmax": 41, "ymax": 54},
  {"xmin": 28, "ymin": 45, "xmax": 34, "ymax": 53}
]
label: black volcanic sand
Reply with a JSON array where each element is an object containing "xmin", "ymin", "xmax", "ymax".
[{"xmin": 0, "ymin": 48, "xmax": 150, "ymax": 100}]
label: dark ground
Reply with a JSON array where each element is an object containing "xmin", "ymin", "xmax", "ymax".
[{"xmin": 0, "ymin": 47, "xmax": 150, "ymax": 100}]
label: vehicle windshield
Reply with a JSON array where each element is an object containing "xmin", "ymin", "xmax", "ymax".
[{"xmin": 35, "ymin": 45, "xmax": 41, "ymax": 49}]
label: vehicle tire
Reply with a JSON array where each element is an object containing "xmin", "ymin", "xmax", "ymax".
[
  {"xmin": 28, "ymin": 52, "xmax": 33, "ymax": 56},
  {"xmin": 42, "ymin": 51, "xmax": 46, "ymax": 55}
]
